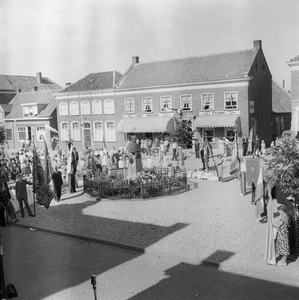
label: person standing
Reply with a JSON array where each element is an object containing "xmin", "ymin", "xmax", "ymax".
[
  {"xmin": 171, "ymin": 140, "xmax": 178, "ymax": 161},
  {"xmin": 242, "ymin": 136, "xmax": 248, "ymax": 156},
  {"xmin": 217, "ymin": 138, "xmax": 225, "ymax": 156},
  {"xmin": 203, "ymin": 142, "xmax": 210, "ymax": 172},
  {"xmin": 52, "ymin": 167, "xmax": 63, "ymax": 201},
  {"xmin": 216, "ymin": 154, "xmax": 224, "ymax": 182},
  {"xmin": 15, "ymin": 173, "xmax": 34, "ymax": 217},
  {"xmin": 194, "ymin": 140, "xmax": 200, "ymax": 158}
]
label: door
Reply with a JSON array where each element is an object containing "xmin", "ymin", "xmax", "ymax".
[{"xmin": 83, "ymin": 123, "xmax": 91, "ymax": 148}]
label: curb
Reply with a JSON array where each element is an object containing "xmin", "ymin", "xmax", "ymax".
[{"xmin": 12, "ymin": 223, "xmax": 299, "ymax": 288}]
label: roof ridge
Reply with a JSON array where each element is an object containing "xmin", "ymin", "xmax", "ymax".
[{"xmin": 138, "ymin": 48, "xmax": 257, "ymax": 66}]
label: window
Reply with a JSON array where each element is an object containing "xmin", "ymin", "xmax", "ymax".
[
  {"xmin": 105, "ymin": 120, "xmax": 116, "ymax": 142},
  {"xmin": 225, "ymin": 128, "xmax": 235, "ymax": 142},
  {"xmin": 81, "ymin": 101, "xmax": 90, "ymax": 115},
  {"xmin": 5, "ymin": 129, "xmax": 12, "ymax": 141},
  {"xmin": 224, "ymin": 92, "xmax": 238, "ymax": 109},
  {"xmin": 160, "ymin": 96, "xmax": 172, "ymax": 112},
  {"xmin": 93, "ymin": 121, "xmax": 104, "ymax": 141},
  {"xmin": 180, "ymin": 95, "xmax": 192, "ymax": 111},
  {"xmin": 70, "ymin": 101, "xmax": 79, "ymax": 115},
  {"xmin": 23, "ymin": 105, "xmax": 37, "ymax": 117},
  {"xmin": 104, "ymin": 99, "xmax": 115, "ymax": 114},
  {"xmin": 142, "ymin": 97, "xmax": 153, "ymax": 113},
  {"xmin": 124, "ymin": 98, "xmax": 134, "ymax": 113},
  {"xmin": 203, "ymin": 128, "xmax": 215, "ymax": 143},
  {"xmin": 201, "ymin": 94, "xmax": 214, "ymax": 111},
  {"xmin": 60, "ymin": 122, "xmax": 69, "ymax": 141},
  {"xmin": 59, "ymin": 102, "xmax": 68, "ymax": 116},
  {"xmin": 17, "ymin": 127, "xmax": 27, "ymax": 141},
  {"xmin": 92, "ymin": 100, "xmax": 102, "ymax": 115},
  {"xmin": 71, "ymin": 121, "xmax": 81, "ymax": 141},
  {"xmin": 36, "ymin": 126, "xmax": 45, "ymax": 141}
]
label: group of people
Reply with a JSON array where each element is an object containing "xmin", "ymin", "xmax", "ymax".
[{"xmin": 241, "ymin": 134, "xmax": 266, "ymax": 157}]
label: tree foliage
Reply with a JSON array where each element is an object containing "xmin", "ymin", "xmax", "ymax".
[
  {"xmin": 173, "ymin": 119, "xmax": 193, "ymax": 148},
  {"xmin": 265, "ymin": 138, "xmax": 299, "ymax": 195},
  {"xmin": 0, "ymin": 125, "xmax": 6, "ymax": 145}
]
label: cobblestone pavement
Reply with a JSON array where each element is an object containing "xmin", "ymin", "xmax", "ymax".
[
  {"xmin": 2, "ymin": 151, "xmax": 299, "ymax": 299},
  {"xmin": 2, "ymin": 226, "xmax": 299, "ymax": 300}
]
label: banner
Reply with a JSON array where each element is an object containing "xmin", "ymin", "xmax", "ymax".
[
  {"xmin": 245, "ymin": 158, "xmax": 260, "ymax": 186},
  {"xmin": 32, "ymin": 143, "xmax": 54, "ymax": 209},
  {"xmin": 229, "ymin": 135, "xmax": 240, "ymax": 175}
]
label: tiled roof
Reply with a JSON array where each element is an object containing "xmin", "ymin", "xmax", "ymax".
[
  {"xmin": 119, "ymin": 48, "xmax": 259, "ymax": 89},
  {"xmin": 0, "ymin": 74, "xmax": 62, "ymax": 92},
  {"xmin": 6, "ymin": 90, "xmax": 60, "ymax": 119},
  {"xmin": 272, "ymin": 79, "xmax": 291, "ymax": 113},
  {"xmin": 60, "ymin": 71, "xmax": 123, "ymax": 93}
]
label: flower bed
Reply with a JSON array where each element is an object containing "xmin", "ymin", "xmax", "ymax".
[{"xmin": 83, "ymin": 167, "xmax": 187, "ymax": 199}]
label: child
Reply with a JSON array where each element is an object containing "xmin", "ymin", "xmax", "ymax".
[
  {"xmin": 216, "ymin": 154, "xmax": 224, "ymax": 182},
  {"xmin": 273, "ymin": 204, "xmax": 290, "ymax": 266}
]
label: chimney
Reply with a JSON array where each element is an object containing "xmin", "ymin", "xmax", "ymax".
[
  {"xmin": 132, "ymin": 56, "xmax": 139, "ymax": 65},
  {"xmin": 253, "ymin": 40, "xmax": 262, "ymax": 49},
  {"xmin": 36, "ymin": 72, "xmax": 42, "ymax": 84},
  {"xmin": 18, "ymin": 88, "xmax": 22, "ymax": 93},
  {"xmin": 33, "ymin": 86, "xmax": 38, "ymax": 92},
  {"xmin": 112, "ymin": 70, "xmax": 116, "ymax": 87}
]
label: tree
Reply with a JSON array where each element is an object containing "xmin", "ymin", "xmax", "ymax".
[
  {"xmin": 265, "ymin": 137, "xmax": 299, "ymax": 195},
  {"xmin": 0, "ymin": 125, "xmax": 6, "ymax": 145},
  {"xmin": 173, "ymin": 119, "xmax": 193, "ymax": 148}
]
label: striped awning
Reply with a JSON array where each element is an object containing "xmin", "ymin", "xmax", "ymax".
[
  {"xmin": 117, "ymin": 116, "xmax": 175, "ymax": 133},
  {"xmin": 194, "ymin": 115, "xmax": 240, "ymax": 128}
]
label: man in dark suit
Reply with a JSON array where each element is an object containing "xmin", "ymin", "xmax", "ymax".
[
  {"xmin": 52, "ymin": 167, "xmax": 63, "ymax": 201},
  {"xmin": 15, "ymin": 173, "xmax": 33, "ymax": 217}
]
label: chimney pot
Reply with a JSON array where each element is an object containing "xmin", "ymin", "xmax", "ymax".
[
  {"xmin": 36, "ymin": 72, "xmax": 42, "ymax": 84},
  {"xmin": 132, "ymin": 56, "xmax": 139, "ymax": 65},
  {"xmin": 253, "ymin": 40, "xmax": 262, "ymax": 49},
  {"xmin": 33, "ymin": 86, "xmax": 38, "ymax": 92}
]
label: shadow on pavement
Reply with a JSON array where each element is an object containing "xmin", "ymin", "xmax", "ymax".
[
  {"xmin": 129, "ymin": 250, "xmax": 299, "ymax": 300},
  {"xmin": 2, "ymin": 194, "xmax": 188, "ymax": 299}
]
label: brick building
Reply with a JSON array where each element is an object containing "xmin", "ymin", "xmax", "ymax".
[{"xmin": 55, "ymin": 40, "xmax": 273, "ymax": 152}]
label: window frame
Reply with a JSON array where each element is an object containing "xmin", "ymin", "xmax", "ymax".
[
  {"xmin": 202, "ymin": 128, "xmax": 216, "ymax": 143},
  {"xmin": 142, "ymin": 97, "xmax": 153, "ymax": 113},
  {"xmin": 103, "ymin": 99, "xmax": 115, "ymax": 115},
  {"xmin": 71, "ymin": 121, "xmax": 81, "ymax": 141},
  {"xmin": 104, "ymin": 120, "xmax": 116, "ymax": 142},
  {"xmin": 36, "ymin": 126, "xmax": 46, "ymax": 141},
  {"xmin": 5, "ymin": 128, "xmax": 12, "ymax": 141},
  {"xmin": 23, "ymin": 105, "xmax": 38, "ymax": 117},
  {"xmin": 17, "ymin": 126, "xmax": 27, "ymax": 141},
  {"xmin": 60, "ymin": 121, "xmax": 69, "ymax": 141},
  {"xmin": 81, "ymin": 100, "xmax": 91, "ymax": 115},
  {"xmin": 160, "ymin": 95, "xmax": 172, "ymax": 112},
  {"xmin": 93, "ymin": 121, "xmax": 104, "ymax": 141},
  {"xmin": 59, "ymin": 102, "xmax": 69, "ymax": 116},
  {"xmin": 69, "ymin": 101, "xmax": 79, "ymax": 116},
  {"xmin": 224, "ymin": 92, "xmax": 238, "ymax": 110},
  {"xmin": 92, "ymin": 100, "xmax": 102, "ymax": 115},
  {"xmin": 201, "ymin": 93, "xmax": 214, "ymax": 111},
  {"xmin": 124, "ymin": 98, "xmax": 135, "ymax": 114},
  {"xmin": 180, "ymin": 94, "xmax": 192, "ymax": 111},
  {"xmin": 224, "ymin": 128, "xmax": 236, "ymax": 143}
]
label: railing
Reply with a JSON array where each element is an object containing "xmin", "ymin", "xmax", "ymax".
[{"xmin": 83, "ymin": 167, "xmax": 187, "ymax": 199}]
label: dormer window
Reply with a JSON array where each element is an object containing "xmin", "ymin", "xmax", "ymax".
[{"xmin": 23, "ymin": 105, "xmax": 38, "ymax": 117}]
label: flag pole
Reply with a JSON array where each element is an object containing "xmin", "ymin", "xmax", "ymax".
[
  {"xmin": 32, "ymin": 134, "xmax": 36, "ymax": 217},
  {"xmin": 205, "ymin": 134, "xmax": 220, "ymax": 180}
]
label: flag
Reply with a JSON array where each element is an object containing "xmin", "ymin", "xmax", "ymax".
[
  {"xmin": 234, "ymin": 116, "xmax": 242, "ymax": 137},
  {"xmin": 67, "ymin": 143, "xmax": 73, "ymax": 174},
  {"xmin": 44, "ymin": 139, "xmax": 52, "ymax": 184},
  {"xmin": 32, "ymin": 143, "xmax": 54, "ymax": 209},
  {"xmin": 255, "ymin": 167, "xmax": 264, "ymax": 204},
  {"xmin": 102, "ymin": 135, "xmax": 107, "ymax": 150},
  {"xmin": 229, "ymin": 134, "xmax": 240, "ymax": 175}
]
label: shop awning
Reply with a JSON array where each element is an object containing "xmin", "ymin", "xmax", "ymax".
[
  {"xmin": 117, "ymin": 116, "xmax": 175, "ymax": 133},
  {"xmin": 194, "ymin": 115, "xmax": 240, "ymax": 128}
]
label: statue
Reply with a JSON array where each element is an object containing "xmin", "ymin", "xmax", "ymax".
[{"xmin": 126, "ymin": 135, "xmax": 143, "ymax": 178}]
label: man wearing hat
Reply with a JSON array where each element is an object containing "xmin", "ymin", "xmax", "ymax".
[{"xmin": 15, "ymin": 173, "xmax": 34, "ymax": 217}]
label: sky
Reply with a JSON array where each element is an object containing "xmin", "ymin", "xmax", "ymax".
[{"xmin": 1, "ymin": 0, "xmax": 298, "ymax": 91}]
